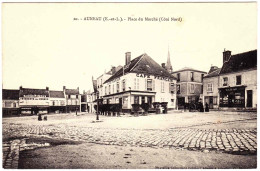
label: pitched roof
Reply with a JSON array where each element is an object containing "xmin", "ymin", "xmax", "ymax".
[
  {"xmin": 106, "ymin": 65, "xmax": 123, "ymax": 75},
  {"xmin": 220, "ymin": 49, "xmax": 257, "ymax": 75},
  {"xmin": 20, "ymin": 88, "xmax": 49, "ymax": 97},
  {"xmin": 65, "ymin": 89, "xmax": 79, "ymax": 95},
  {"xmin": 50, "ymin": 90, "xmax": 65, "ymax": 98},
  {"xmin": 204, "ymin": 68, "xmax": 221, "ymax": 78},
  {"xmin": 104, "ymin": 54, "xmax": 176, "ymax": 83},
  {"xmin": 172, "ymin": 67, "xmax": 207, "ymax": 73},
  {"xmin": 2, "ymin": 89, "xmax": 20, "ymax": 100}
]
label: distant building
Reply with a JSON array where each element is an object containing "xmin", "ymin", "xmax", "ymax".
[
  {"xmin": 49, "ymin": 90, "xmax": 66, "ymax": 113},
  {"xmin": 172, "ymin": 67, "xmax": 207, "ymax": 108},
  {"xmin": 102, "ymin": 52, "xmax": 177, "ymax": 112},
  {"xmin": 81, "ymin": 90, "xmax": 87, "ymax": 112},
  {"xmin": 63, "ymin": 86, "xmax": 81, "ymax": 113},
  {"xmin": 2, "ymin": 89, "xmax": 20, "ymax": 116},
  {"xmin": 19, "ymin": 86, "xmax": 50, "ymax": 114}
]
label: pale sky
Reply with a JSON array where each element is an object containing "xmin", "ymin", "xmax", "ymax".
[{"xmin": 2, "ymin": 3, "xmax": 257, "ymax": 93}]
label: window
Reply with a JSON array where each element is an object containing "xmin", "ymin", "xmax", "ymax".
[
  {"xmin": 177, "ymin": 85, "xmax": 180, "ymax": 94},
  {"xmin": 190, "ymin": 84, "xmax": 195, "ymax": 93},
  {"xmin": 147, "ymin": 79, "xmax": 153, "ymax": 91},
  {"xmin": 141, "ymin": 96, "xmax": 145, "ymax": 104},
  {"xmin": 213, "ymin": 97, "xmax": 217, "ymax": 105},
  {"xmin": 76, "ymin": 95, "xmax": 78, "ymax": 99},
  {"xmin": 169, "ymin": 83, "xmax": 175, "ymax": 94},
  {"xmin": 134, "ymin": 96, "xmax": 139, "ymax": 104},
  {"xmin": 191, "ymin": 72, "xmax": 194, "ymax": 81},
  {"xmin": 13, "ymin": 103, "xmax": 16, "ymax": 108},
  {"xmin": 122, "ymin": 80, "xmax": 126, "ymax": 91},
  {"xmin": 161, "ymin": 82, "xmax": 165, "ymax": 92},
  {"xmin": 105, "ymin": 86, "xmax": 107, "ymax": 95},
  {"xmin": 223, "ymin": 77, "xmax": 228, "ymax": 86},
  {"xmin": 109, "ymin": 85, "xmax": 111, "ymax": 94},
  {"xmin": 116, "ymin": 82, "xmax": 120, "ymax": 93},
  {"xmin": 177, "ymin": 73, "xmax": 180, "ymax": 82},
  {"xmin": 171, "ymin": 99, "xmax": 174, "ymax": 106},
  {"xmin": 112, "ymin": 84, "xmax": 114, "ymax": 94},
  {"xmin": 207, "ymin": 83, "xmax": 213, "ymax": 92},
  {"xmin": 53, "ymin": 101, "xmax": 55, "ymax": 106},
  {"xmin": 236, "ymin": 75, "xmax": 241, "ymax": 85},
  {"xmin": 68, "ymin": 95, "xmax": 71, "ymax": 99},
  {"xmin": 134, "ymin": 78, "xmax": 140, "ymax": 90}
]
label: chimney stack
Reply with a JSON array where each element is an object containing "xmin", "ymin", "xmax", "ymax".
[
  {"xmin": 125, "ymin": 52, "xmax": 131, "ymax": 65},
  {"xmin": 77, "ymin": 87, "xmax": 79, "ymax": 91},
  {"xmin": 63, "ymin": 86, "xmax": 66, "ymax": 90},
  {"xmin": 208, "ymin": 66, "xmax": 219, "ymax": 74},
  {"xmin": 19, "ymin": 86, "xmax": 23, "ymax": 90},
  {"xmin": 161, "ymin": 63, "xmax": 166, "ymax": 69},
  {"xmin": 46, "ymin": 87, "xmax": 49, "ymax": 91},
  {"xmin": 111, "ymin": 66, "xmax": 116, "ymax": 75},
  {"xmin": 223, "ymin": 49, "xmax": 231, "ymax": 64}
]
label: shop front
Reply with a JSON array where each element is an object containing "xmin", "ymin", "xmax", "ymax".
[{"xmin": 219, "ymin": 86, "xmax": 246, "ymax": 108}]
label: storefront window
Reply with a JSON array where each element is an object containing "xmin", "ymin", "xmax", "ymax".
[
  {"xmin": 236, "ymin": 75, "xmax": 241, "ymax": 85},
  {"xmin": 134, "ymin": 96, "xmax": 139, "ymax": 104}
]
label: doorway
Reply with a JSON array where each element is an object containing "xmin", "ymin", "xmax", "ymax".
[
  {"xmin": 209, "ymin": 96, "xmax": 213, "ymax": 109},
  {"xmin": 247, "ymin": 90, "xmax": 253, "ymax": 107}
]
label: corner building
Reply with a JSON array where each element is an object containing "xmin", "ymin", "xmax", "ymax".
[{"xmin": 102, "ymin": 53, "xmax": 177, "ymax": 113}]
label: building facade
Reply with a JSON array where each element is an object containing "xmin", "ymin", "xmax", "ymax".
[
  {"xmin": 49, "ymin": 90, "xmax": 66, "ymax": 113},
  {"xmin": 102, "ymin": 52, "xmax": 177, "ymax": 112},
  {"xmin": 172, "ymin": 67, "xmax": 206, "ymax": 108},
  {"xmin": 2, "ymin": 89, "xmax": 20, "ymax": 116},
  {"xmin": 218, "ymin": 50, "xmax": 257, "ymax": 109},
  {"xmin": 19, "ymin": 86, "xmax": 50, "ymax": 114},
  {"xmin": 64, "ymin": 86, "xmax": 81, "ymax": 113},
  {"xmin": 202, "ymin": 49, "xmax": 257, "ymax": 110}
]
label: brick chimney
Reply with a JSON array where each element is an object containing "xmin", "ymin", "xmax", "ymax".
[
  {"xmin": 125, "ymin": 52, "xmax": 131, "ymax": 65},
  {"xmin": 63, "ymin": 86, "xmax": 66, "ymax": 91},
  {"xmin": 223, "ymin": 49, "xmax": 231, "ymax": 64},
  {"xmin": 19, "ymin": 86, "xmax": 23, "ymax": 90},
  {"xmin": 46, "ymin": 87, "xmax": 49, "ymax": 91},
  {"xmin": 161, "ymin": 63, "xmax": 166, "ymax": 69}
]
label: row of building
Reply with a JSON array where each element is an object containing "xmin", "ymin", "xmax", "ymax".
[
  {"xmin": 2, "ymin": 49, "xmax": 257, "ymax": 116},
  {"xmin": 87, "ymin": 48, "xmax": 257, "ymax": 113},
  {"xmin": 2, "ymin": 86, "xmax": 82, "ymax": 115}
]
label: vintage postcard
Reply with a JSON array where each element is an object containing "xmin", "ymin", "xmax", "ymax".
[{"xmin": 1, "ymin": 2, "xmax": 257, "ymax": 169}]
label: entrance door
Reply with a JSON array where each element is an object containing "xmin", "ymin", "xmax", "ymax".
[
  {"xmin": 147, "ymin": 96, "xmax": 152, "ymax": 108},
  {"xmin": 119, "ymin": 98, "xmax": 122, "ymax": 105},
  {"xmin": 247, "ymin": 90, "xmax": 253, "ymax": 107},
  {"xmin": 209, "ymin": 96, "xmax": 213, "ymax": 109}
]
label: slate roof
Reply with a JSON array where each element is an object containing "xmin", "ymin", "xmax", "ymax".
[
  {"xmin": 65, "ymin": 89, "xmax": 79, "ymax": 95},
  {"xmin": 204, "ymin": 68, "xmax": 221, "ymax": 78},
  {"xmin": 172, "ymin": 67, "xmax": 207, "ymax": 73},
  {"xmin": 104, "ymin": 54, "xmax": 176, "ymax": 83},
  {"xmin": 2, "ymin": 89, "xmax": 20, "ymax": 100},
  {"xmin": 20, "ymin": 88, "xmax": 49, "ymax": 97},
  {"xmin": 50, "ymin": 91, "xmax": 65, "ymax": 98},
  {"xmin": 220, "ymin": 50, "xmax": 257, "ymax": 75}
]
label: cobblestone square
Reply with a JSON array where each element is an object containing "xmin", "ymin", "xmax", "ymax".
[{"xmin": 2, "ymin": 111, "xmax": 257, "ymax": 169}]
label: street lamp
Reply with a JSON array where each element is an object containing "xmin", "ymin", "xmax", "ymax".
[{"xmin": 96, "ymin": 91, "xmax": 99, "ymax": 120}]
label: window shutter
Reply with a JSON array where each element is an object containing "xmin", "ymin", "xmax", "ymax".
[
  {"xmin": 152, "ymin": 80, "xmax": 155, "ymax": 91},
  {"xmin": 145, "ymin": 79, "xmax": 147, "ymax": 90}
]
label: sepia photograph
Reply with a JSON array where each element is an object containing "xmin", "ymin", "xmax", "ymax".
[{"xmin": 1, "ymin": 1, "xmax": 258, "ymax": 169}]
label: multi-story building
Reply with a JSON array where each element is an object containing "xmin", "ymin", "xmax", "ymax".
[
  {"xmin": 172, "ymin": 67, "xmax": 207, "ymax": 108},
  {"xmin": 63, "ymin": 86, "xmax": 81, "ymax": 113},
  {"xmin": 202, "ymin": 49, "xmax": 257, "ymax": 110},
  {"xmin": 218, "ymin": 50, "xmax": 257, "ymax": 109},
  {"xmin": 2, "ymin": 89, "xmax": 20, "ymax": 116},
  {"xmin": 19, "ymin": 86, "xmax": 50, "ymax": 114},
  {"xmin": 49, "ymin": 90, "xmax": 66, "ymax": 113},
  {"xmin": 203, "ymin": 66, "xmax": 222, "ymax": 109},
  {"xmin": 102, "ymin": 52, "xmax": 177, "ymax": 112}
]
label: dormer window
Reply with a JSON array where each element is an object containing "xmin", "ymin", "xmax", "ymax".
[{"xmin": 236, "ymin": 75, "xmax": 241, "ymax": 85}]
